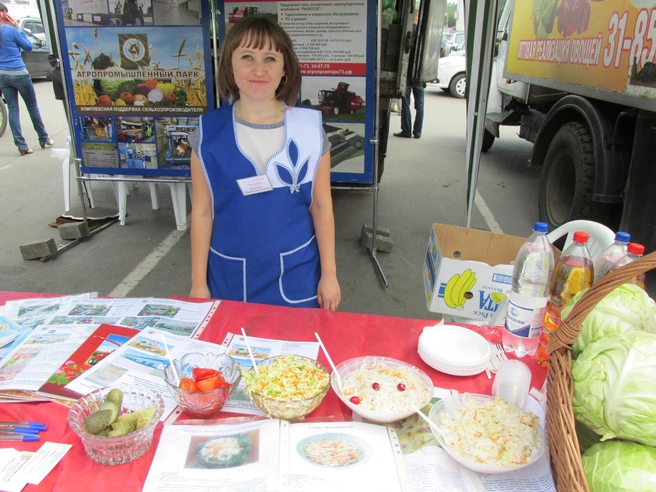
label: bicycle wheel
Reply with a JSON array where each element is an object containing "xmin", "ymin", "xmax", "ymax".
[{"xmin": 0, "ymin": 97, "xmax": 7, "ymax": 138}]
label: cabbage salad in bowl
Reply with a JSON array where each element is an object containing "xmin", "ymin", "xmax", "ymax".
[{"xmin": 428, "ymin": 393, "xmax": 544, "ymax": 474}]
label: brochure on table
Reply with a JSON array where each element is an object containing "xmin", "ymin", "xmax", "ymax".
[
  {"xmin": 219, "ymin": 333, "xmax": 320, "ymax": 416},
  {"xmin": 143, "ymin": 419, "xmax": 408, "ymax": 492},
  {"xmin": 3, "ymin": 296, "xmax": 215, "ymax": 337},
  {"xmin": 65, "ymin": 329, "xmax": 224, "ymax": 420}
]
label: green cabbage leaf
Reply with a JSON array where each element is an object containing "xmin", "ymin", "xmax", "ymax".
[
  {"xmin": 582, "ymin": 440, "xmax": 656, "ymax": 492},
  {"xmin": 562, "ymin": 283, "xmax": 656, "ymax": 358},
  {"xmin": 573, "ymin": 331, "xmax": 656, "ymax": 445}
]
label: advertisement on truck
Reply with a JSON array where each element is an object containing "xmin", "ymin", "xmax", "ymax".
[{"xmin": 505, "ymin": 0, "xmax": 656, "ymax": 108}]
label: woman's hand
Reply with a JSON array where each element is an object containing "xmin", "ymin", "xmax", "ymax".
[
  {"xmin": 4, "ymin": 14, "xmax": 19, "ymax": 28},
  {"xmin": 189, "ymin": 285, "xmax": 211, "ymax": 299},
  {"xmin": 317, "ymin": 275, "xmax": 341, "ymax": 311}
]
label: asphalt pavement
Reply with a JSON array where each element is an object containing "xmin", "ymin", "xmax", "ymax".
[{"xmin": 0, "ymin": 80, "xmax": 539, "ymax": 320}]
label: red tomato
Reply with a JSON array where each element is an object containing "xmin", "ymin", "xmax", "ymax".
[
  {"xmin": 196, "ymin": 373, "xmax": 230, "ymax": 392},
  {"xmin": 179, "ymin": 377, "xmax": 198, "ymax": 393},
  {"xmin": 192, "ymin": 368, "xmax": 220, "ymax": 382},
  {"xmin": 196, "ymin": 376, "xmax": 220, "ymax": 392}
]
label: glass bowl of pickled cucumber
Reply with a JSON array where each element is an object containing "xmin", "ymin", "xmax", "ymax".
[{"xmin": 68, "ymin": 385, "xmax": 164, "ymax": 466}]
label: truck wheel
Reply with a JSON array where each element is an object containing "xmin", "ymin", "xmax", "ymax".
[
  {"xmin": 449, "ymin": 74, "xmax": 466, "ymax": 99},
  {"xmin": 481, "ymin": 130, "xmax": 495, "ymax": 152},
  {"xmin": 538, "ymin": 122, "xmax": 616, "ymax": 229}
]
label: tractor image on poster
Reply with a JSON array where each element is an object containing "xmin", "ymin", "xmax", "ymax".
[{"xmin": 317, "ymin": 82, "xmax": 364, "ymax": 116}]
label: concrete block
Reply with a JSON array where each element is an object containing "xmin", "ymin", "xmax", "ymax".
[
  {"xmin": 361, "ymin": 231, "xmax": 394, "ymax": 253},
  {"xmin": 361, "ymin": 224, "xmax": 391, "ymax": 238},
  {"xmin": 59, "ymin": 222, "xmax": 90, "ymax": 240},
  {"xmin": 19, "ymin": 238, "xmax": 57, "ymax": 260}
]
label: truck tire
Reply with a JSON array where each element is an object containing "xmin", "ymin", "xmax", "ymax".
[
  {"xmin": 481, "ymin": 130, "xmax": 495, "ymax": 152},
  {"xmin": 538, "ymin": 122, "xmax": 615, "ymax": 229},
  {"xmin": 449, "ymin": 74, "xmax": 466, "ymax": 99}
]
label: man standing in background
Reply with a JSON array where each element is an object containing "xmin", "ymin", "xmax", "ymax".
[{"xmin": 394, "ymin": 9, "xmax": 424, "ymax": 139}]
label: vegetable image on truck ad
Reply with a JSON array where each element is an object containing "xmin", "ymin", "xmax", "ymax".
[{"xmin": 506, "ymin": 0, "xmax": 656, "ymax": 98}]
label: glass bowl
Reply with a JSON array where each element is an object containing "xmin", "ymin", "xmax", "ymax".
[
  {"xmin": 164, "ymin": 352, "xmax": 241, "ymax": 419},
  {"xmin": 68, "ymin": 385, "xmax": 164, "ymax": 466},
  {"xmin": 428, "ymin": 393, "xmax": 545, "ymax": 474},
  {"xmin": 331, "ymin": 356, "xmax": 433, "ymax": 424},
  {"xmin": 243, "ymin": 355, "xmax": 330, "ymax": 421}
]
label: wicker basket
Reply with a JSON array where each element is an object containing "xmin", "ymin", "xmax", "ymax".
[{"xmin": 546, "ymin": 250, "xmax": 656, "ymax": 492}]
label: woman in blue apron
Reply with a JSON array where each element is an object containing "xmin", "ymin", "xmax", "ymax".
[{"xmin": 189, "ymin": 16, "xmax": 341, "ymax": 311}]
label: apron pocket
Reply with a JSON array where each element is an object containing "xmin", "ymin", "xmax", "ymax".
[
  {"xmin": 279, "ymin": 236, "xmax": 319, "ymax": 304},
  {"xmin": 209, "ymin": 249, "xmax": 246, "ymax": 302}
]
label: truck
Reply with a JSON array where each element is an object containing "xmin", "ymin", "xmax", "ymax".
[
  {"xmin": 485, "ymin": 0, "xmax": 656, "ymax": 254},
  {"xmin": 316, "ymin": 82, "xmax": 364, "ymax": 116}
]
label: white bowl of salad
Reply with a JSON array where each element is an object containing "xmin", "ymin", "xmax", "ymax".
[
  {"xmin": 428, "ymin": 393, "xmax": 545, "ymax": 474},
  {"xmin": 332, "ymin": 356, "xmax": 433, "ymax": 424}
]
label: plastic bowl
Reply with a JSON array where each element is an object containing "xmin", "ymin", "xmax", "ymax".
[
  {"xmin": 331, "ymin": 356, "xmax": 433, "ymax": 424},
  {"xmin": 428, "ymin": 393, "xmax": 545, "ymax": 474},
  {"xmin": 164, "ymin": 352, "xmax": 241, "ymax": 419},
  {"xmin": 68, "ymin": 385, "xmax": 164, "ymax": 466},
  {"xmin": 244, "ymin": 355, "xmax": 330, "ymax": 421}
]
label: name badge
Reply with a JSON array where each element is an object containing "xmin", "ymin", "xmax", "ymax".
[{"xmin": 237, "ymin": 175, "xmax": 273, "ymax": 195}]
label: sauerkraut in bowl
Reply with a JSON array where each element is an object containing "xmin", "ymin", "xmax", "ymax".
[
  {"xmin": 428, "ymin": 393, "xmax": 545, "ymax": 474},
  {"xmin": 332, "ymin": 356, "xmax": 432, "ymax": 424}
]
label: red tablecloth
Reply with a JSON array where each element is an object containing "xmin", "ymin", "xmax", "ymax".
[{"xmin": 0, "ymin": 294, "xmax": 547, "ymax": 491}]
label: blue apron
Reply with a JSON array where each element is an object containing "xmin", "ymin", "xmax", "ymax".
[{"xmin": 198, "ymin": 104, "xmax": 324, "ymax": 307}]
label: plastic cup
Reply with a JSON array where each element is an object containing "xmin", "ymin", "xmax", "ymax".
[{"xmin": 491, "ymin": 359, "xmax": 531, "ymax": 408}]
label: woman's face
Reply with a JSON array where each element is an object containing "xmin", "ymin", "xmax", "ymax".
[{"xmin": 231, "ymin": 36, "xmax": 285, "ymax": 103}]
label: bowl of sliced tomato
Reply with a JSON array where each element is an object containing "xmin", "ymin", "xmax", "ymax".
[{"xmin": 164, "ymin": 352, "xmax": 241, "ymax": 419}]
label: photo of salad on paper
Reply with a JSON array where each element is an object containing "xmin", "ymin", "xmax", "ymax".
[
  {"xmin": 186, "ymin": 432, "xmax": 258, "ymax": 469},
  {"xmin": 297, "ymin": 433, "xmax": 371, "ymax": 468}
]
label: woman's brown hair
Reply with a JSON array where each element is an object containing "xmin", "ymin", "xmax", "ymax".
[{"xmin": 217, "ymin": 16, "xmax": 301, "ymax": 107}]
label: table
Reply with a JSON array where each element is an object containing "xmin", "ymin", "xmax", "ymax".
[{"xmin": 0, "ymin": 294, "xmax": 547, "ymax": 491}]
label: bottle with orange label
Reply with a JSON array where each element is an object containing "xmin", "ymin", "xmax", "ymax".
[{"xmin": 536, "ymin": 231, "xmax": 594, "ymax": 367}]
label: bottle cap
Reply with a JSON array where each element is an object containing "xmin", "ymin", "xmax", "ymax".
[
  {"xmin": 573, "ymin": 231, "xmax": 590, "ymax": 243},
  {"xmin": 533, "ymin": 222, "xmax": 548, "ymax": 233},
  {"xmin": 615, "ymin": 232, "xmax": 630, "ymax": 243},
  {"xmin": 627, "ymin": 243, "xmax": 645, "ymax": 255}
]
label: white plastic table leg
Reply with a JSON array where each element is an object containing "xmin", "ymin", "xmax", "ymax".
[
  {"xmin": 117, "ymin": 178, "xmax": 128, "ymax": 225},
  {"xmin": 167, "ymin": 182, "xmax": 187, "ymax": 231},
  {"xmin": 149, "ymin": 183, "xmax": 159, "ymax": 209}
]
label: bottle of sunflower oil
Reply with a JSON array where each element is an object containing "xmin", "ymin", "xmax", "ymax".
[{"xmin": 537, "ymin": 231, "xmax": 593, "ymax": 367}]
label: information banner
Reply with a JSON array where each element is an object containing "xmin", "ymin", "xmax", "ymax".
[
  {"xmin": 506, "ymin": 0, "xmax": 656, "ymax": 99},
  {"xmin": 224, "ymin": 0, "xmax": 376, "ymax": 184},
  {"xmin": 55, "ymin": 0, "xmax": 214, "ymax": 176}
]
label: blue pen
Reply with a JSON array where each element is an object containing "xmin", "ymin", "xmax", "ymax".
[
  {"xmin": 0, "ymin": 427, "xmax": 40, "ymax": 435},
  {"xmin": 0, "ymin": 434, "xmax": 40, "ymax": 442},
  {"xmin": 0, "ymin": 421, "xmax": 47, "ymax": 431}
]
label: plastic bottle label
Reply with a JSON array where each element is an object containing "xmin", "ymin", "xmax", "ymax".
[{"xmin": 504, "ymin": 291, "xmax": 548, "ymax": 338}]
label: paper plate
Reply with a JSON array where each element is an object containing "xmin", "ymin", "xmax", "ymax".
[{"xmin": 418, "ymin": 324, "xmax": 490, "ymax": 376}]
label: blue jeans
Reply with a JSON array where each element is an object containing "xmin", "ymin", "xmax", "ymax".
[
  {"xmin": 0, "ymin": 73, "xmax": 49, "ymax": 150},
  {"xmin": 401, "ymin": 85, "xmax": 425, "ymax": 137}
]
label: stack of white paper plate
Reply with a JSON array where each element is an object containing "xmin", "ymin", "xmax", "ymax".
[{"xmin": 418, "ymin": 324, "xmax": 491, "ymax": 376}]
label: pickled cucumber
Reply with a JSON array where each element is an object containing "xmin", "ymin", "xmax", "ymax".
[
  {"xmin": 83, "ymin": 408, "xmax": 113, "ymax": 435},
  {"xmin": 108, "ymin": 420, "xmax": 135, "ymax": 437},
  {"xmin": 136, "ymin": 407, "xmax": 157, "ymax": 430},
  {"xmin": 105, "ymin": 388, "xmax": 123, "ymax": 409},
  {"xmin": 99, "ymin": 401, "xmax": 119, "ymax": 425}
]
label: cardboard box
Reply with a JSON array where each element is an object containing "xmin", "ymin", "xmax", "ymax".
[{"xmin": 423, "ymin": 224, "xmax": 528, "ymax": 321}]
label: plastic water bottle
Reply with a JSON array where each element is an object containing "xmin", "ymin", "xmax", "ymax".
[
  {"xmin": 593, "ymin": 232, "xmax": 630, "ymax": 283},
  {"xmin": 537, "ymin": 232, "xmax": 594, "ymax": 366},
  {"xmin": 610, "ymin": 242, "xmax": 647, "ymax": 290},
  {"xmin": 502, "ymin": 222, "xmax": 555, "ymax": 358}
]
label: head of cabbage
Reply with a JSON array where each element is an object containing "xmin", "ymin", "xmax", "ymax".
[
  {"xmin": 563, "ymin": 283, "xmax": 656, "ymax": 358},
  {"xmin": 573, "ymin": 331, "xmax": 656, "ymax": 445},
  {"xmin": 582, "ymin": 440, "xmax": 656, "ymax": 492}
]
